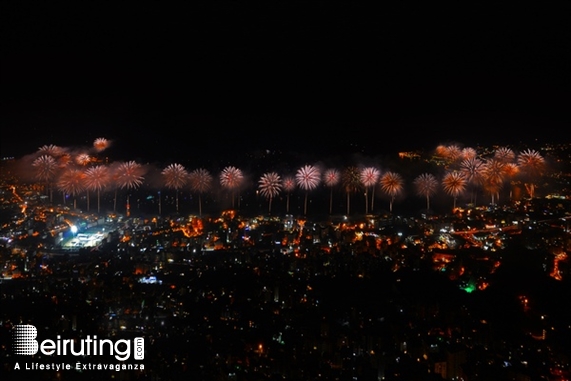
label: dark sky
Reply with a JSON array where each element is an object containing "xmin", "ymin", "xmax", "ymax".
[{"xmin": 2, "ymin": 2, "xmax": 570, "ymax": 164}]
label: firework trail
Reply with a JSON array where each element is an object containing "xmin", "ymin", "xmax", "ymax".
[
  {"xmin": 57, "ymin": 168, "xmax": 86, "ymax": 209},
  {"xmin": 258, "ymin": 172, "xmax": 282, "ymax": 214},
  {"xmin": 517, "ymin": 149, "xmax": 545, "ymax": 198},
  {"xmin": 360, "ymin": 167, "xmax": 380, "ymax": 214},
  {"xmin": 323, "ymin": 168, "xmax": 340, "ymax": 214},
  {"xmin": 342, "ymin": 166, "xmax": 361, "ymax": 215},
  {"xmin": 414, "ymin": 173, "xmax": 438, "ymax": 212},
  {"xmin": 113, "ymin": 161, "xmax": 146, "ymax": 213},
  {"xmin": 460, "ymin": 157, "xmax": 486, "ymax": 205},
  {"xmin": 282, "ymin": 176, "xmax": 296, "ymax": 213},
  {"xmin": 162, "ymin": 163, "xmax": 189, "ymax": 213},
  {"xmin": 296, "ymin": 165, "xmax": 321, "ymax": 215},
  {"xmin": 93, "ymin": 137, "xmax": 110, "ymax": 152},
  {"xmin": 189, "ymin": 168, "xmax": 213, "ymax": 216},
  {"xmin": 84, "ymin": 165, "xmax": 111, "ymax": 213},
  {"xmin": 380, "ymin": 171, "xmax": 404, "ymax": 213},
  {"xmin": 32, "ymin": 155, "xmax": 58, "ymax": 202},
  {"xmin": 442, "ymin": 171, "xmax": 467, "ymax": 210}
]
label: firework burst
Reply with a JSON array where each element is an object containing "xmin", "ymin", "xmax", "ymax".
[
  {"xmin": 112, "ymin": 161, "xmax": 146, "ymax": 214},
  {"xmin": 282, "ymin": 176, "xmax": 296, "ymax": 192},
  {"xmin": 460, "ymin": 157, "xmax": 486, "ymax": 204},
  {"xmin": 380, "ymin": 171, "xmax": 404, "ymax": 213},
  {"xmin": 258, "ymin": 172, "xmax": 282, "ymax": 213},
  {"xmin": 282, "ymin": 176, "xmax": 296, "ymax": 213},
  {"xmin": 461, "ymin": 147, "xmax": 477, "ymax": 160},
  {"xmin": 436, "ymin": 144, "xmax": 462, "ymax": 162},
  {"xmin": 296, "ymin": 165, "xmax": 321, "ymax": 191},
  {"xmin": 296, "ymin": 165, "xmax": 321, "ymax": 215},
  {"xmin": 57, "ymin": 153, "xmax": 72, "ymax": 169},
  {"xmin": 482, "ymin": 159, "xmax": 505, "ymax": 204},
  {"xmin": 414, "ymin": 173, "xmax": 438, "ymax": 211},
  {"xmin": 84, "ymin": 165, "xmax": 111, "ymax": 213},
  {"xmin": 115, "ymin": 161, "xmax": 145, "ymax": 189},
  {"xmin": 220, "ymin": 166, "xmax": 244, "ymax": 189},
  {"xmin": 162, "ymin": 163, "xmax": 189, "ymax": 213},
  {"xmin": 460, "ymin": 157, "xmax": 486, "ymax": 184},
  {"xmin": 323, "ymin": 169, "xmax": 340, "ymax": 214},
  {"xmin": 342, "ymin": 166, "xmax": 361, "ymax": 215},
  {"xmin": 517, "ymin": 149, "xmax": 545, "ymax": 198},
  {"xmin": 76, "ymin": 153, "xmax": 92, "ymax": 166},
  {"xmin": 38, "ymin": 144, "xmax": 64, "ymax": 157},
  {"xmin": 503, "ymin": 162, "xmax": 519, "ymax": 178},
  {"xmin": 360, "ymin": 167, "xmax": 380, "ymax": 188},
  {"xmin": 189, "ymin": 168, "xmax": 213, "ymax": 193},
  {"xmin": 220, "ymin": 166, "xmax": 244, "ymax": 209},
  {"xmin": 32, "ymin": 155, "xmax": 57, "ymax": 182},
  {"xmin": 57, "ymin": 168, "xmax": 86, "ymax": 209},
  {"xmin": 494, "ymin": 147, "xmax": 515, "ymax": 163},
  {"xmin": 360, "ymin": 167, "xmax": 380, "ymax": 214},
  {"xmin": 93, "ymin": 137, "xmax": 110, "ymax": 152},
  {"xmin": 33, "ymin": 155, "xmax": 58, "ymax": 202},
  {"xmin": 442, "ymin": 171, "xmax": 467, "ymax": 209},
  {"xmin": 189, "ymin": 168, "xmax": 213, "ymax": 216},
  {"xmin": 517, "ymin": 149, "xmax": 545, "ymax": 172},
  {"xmin": 162, "ymin": 163, "xmax": 188, "ymax": 190},
  {"xmin": 446, "ymin": 145, "xmax": 462, "ymax": 161},
  {"xmin": 323, "ymin": 169, "xmax": 340, "ymax": 187}
]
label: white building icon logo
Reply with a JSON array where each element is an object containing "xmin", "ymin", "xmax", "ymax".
[{"xmin": 13, "ymin": 325, "xmax": 39, "ymax": 355}]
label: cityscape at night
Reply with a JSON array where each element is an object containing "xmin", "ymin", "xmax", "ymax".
[
  {"xmin": 0, "ymin": 138, "xmax": 570, "ymax": 380},
  {"xmin": 2, "ymin": 2, "xmax": 570, "ymax": 381}
]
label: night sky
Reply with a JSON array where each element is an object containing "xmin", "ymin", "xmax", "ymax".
[{"xmin": 2, "ymin": 2, "xmax": 570, "ymax": 164}]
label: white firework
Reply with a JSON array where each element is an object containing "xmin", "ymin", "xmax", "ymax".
[
  {"xmin": 360, "ymin": 167, "xmax": 380, "ymax": 187},
  {"xmin": 282, "ymin": 176, "xmax": 296, "ymax": 192},
  {"xmin": 258, "ymin": 172, "xmax": 282, "ymax": 199},
  {"xmin": 296, "ymin": 165, "xmax": 321, "ymax": 215},
  {"xmin": 38, "ymin": 144, "xmax": 64, "ymax": 157},
  {"xmin": 189, "ymin": 168, "xmax": 213, "ymax": 216},
  {"xmin": 32, "ymin": 155, "xmax": 58, "ymax": 183},
  {"xmin": 220, "ymin": 166, "xmax": 244, "ymax": 209},
  {"xmin": 295, "ymin": 165, "xmax": 321, "ymax": 191},
  {"xmin": 360, "ymin": 166, "xmax": 380, "ymax": 214},
  {"xmin": 162, "ymin": 163, "xmax": 189, "ymax": 213},
  {"xmin": 323, "ymin": 168, "xmax": 341, "ymax": 187},
  {"xmin": 258, "ymin": 172, "xmax": 282, "ymax": 213},
  {"xmin": 220, "ymin": 166, "xmax": 244, "ymax": 190}
]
